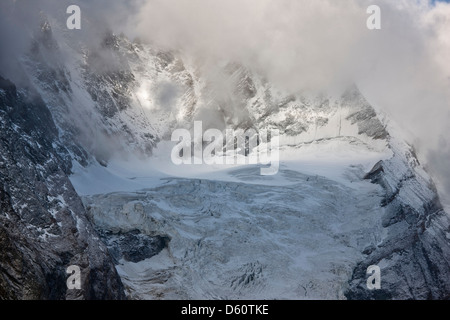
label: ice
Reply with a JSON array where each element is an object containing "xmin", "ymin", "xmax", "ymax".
[
  {"xmin": 75, "ymin": 133, "xmax": 393, "ymax": 299},
  {"xmin": 83, "ymin": 169, "xmax": 385, "ymax": 299}
]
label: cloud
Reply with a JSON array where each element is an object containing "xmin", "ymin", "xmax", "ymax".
[
  {"xmin": 130, "ymin": 0, "xmax": 450, "ymax": 204},
  {"xmin": 130, "ymin": 0, "xmax": 365, "ymax": 91},
  {"xmin": 353, "ymin": 0, "xmax": 450, "ymax": 205}
]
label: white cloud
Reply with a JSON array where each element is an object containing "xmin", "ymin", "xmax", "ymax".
[{"xmin": 130, "ymin": 0, "xmax": 450, "ymax": 203}]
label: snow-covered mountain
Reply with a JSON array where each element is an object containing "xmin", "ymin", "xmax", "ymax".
[{"xmin": 0, "ymin": 16, "xmax": 449, "ymax": 299}]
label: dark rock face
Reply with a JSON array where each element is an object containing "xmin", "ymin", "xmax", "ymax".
[
  {"xmin": 98, "ymin": 229, "xmax": 169, "ymax": 264},
  {"xmin": 346, "ymin": 145, "xmax": 450, "ymax": 300},
  {"xmin": 343, "ymin": 87, "xmax": 389, "ymax": 140},
  {"xmin": 24, "ymin": 28, "xmax": 159, "ymax": 163},
  {"xmin": 0, "ymin": 76, "xmax": 125, "ymax": 299}
]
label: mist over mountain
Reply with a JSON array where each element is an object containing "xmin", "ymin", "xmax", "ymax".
[{"xmin": 0, "ymin": 0, "xmax": 449, "ymax": 300}]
